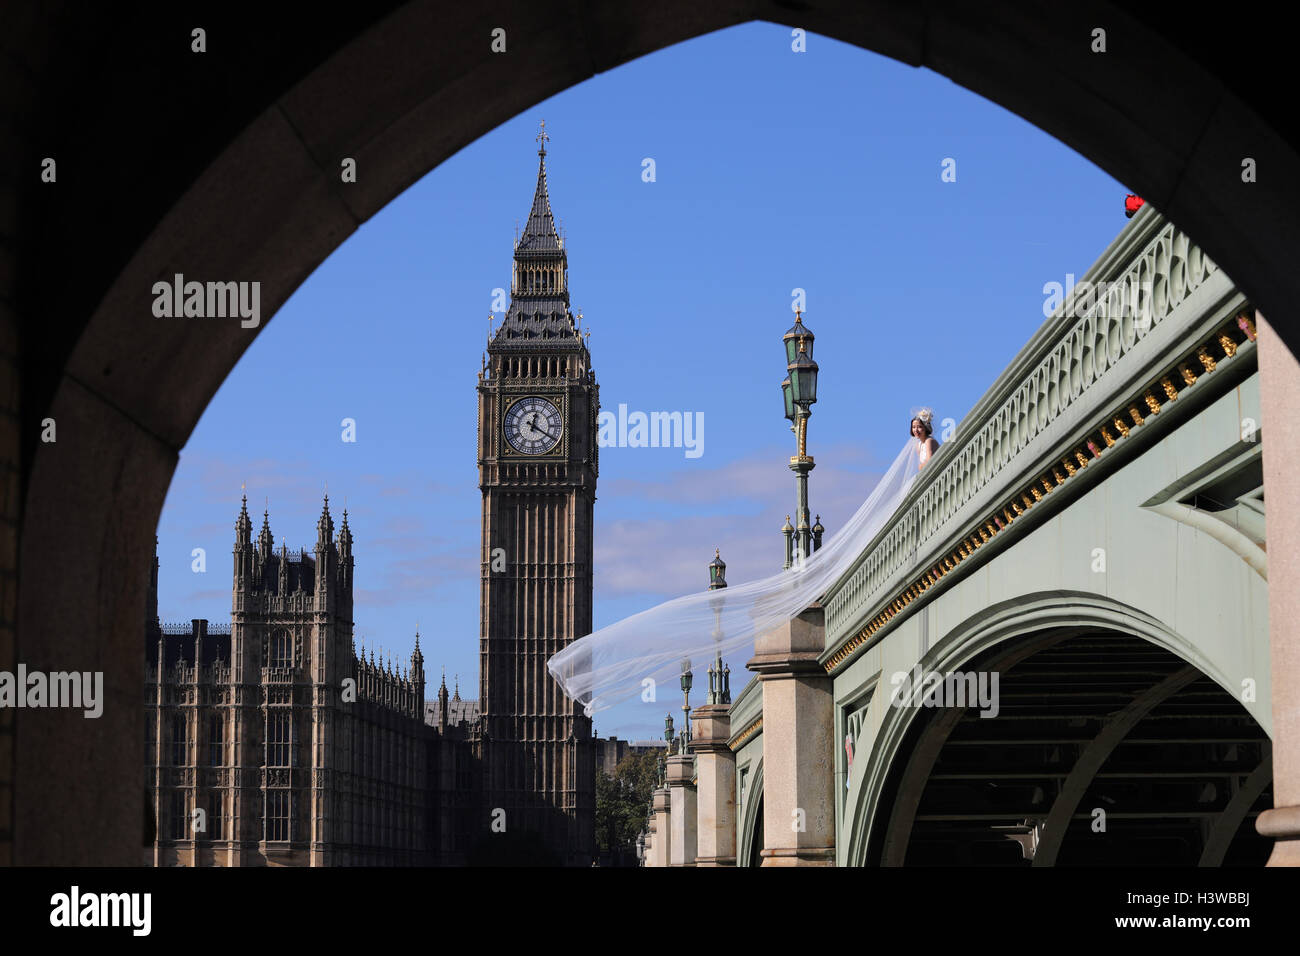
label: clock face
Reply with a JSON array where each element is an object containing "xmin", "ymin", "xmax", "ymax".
[{"xmin": 503, "ymin": 396, "xmax": 564, "ymax": 455}]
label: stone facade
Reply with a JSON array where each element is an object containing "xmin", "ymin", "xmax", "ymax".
[
  {"xmin": 595, "ymin": 737, "xmax": 667, "ymax": 777},
  {"xmin": 145, "ymin": 500, "xmax": 441, "ymax": 866}
]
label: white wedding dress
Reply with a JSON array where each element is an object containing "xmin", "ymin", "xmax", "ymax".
[{"xmin": 547, "ymin": 438, "xmax": 924, "ymax": 715}]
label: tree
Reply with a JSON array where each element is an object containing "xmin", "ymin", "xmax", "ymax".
[{"xmin": 595, "ymin": 750, "xmax": 661, "ymax": 862}]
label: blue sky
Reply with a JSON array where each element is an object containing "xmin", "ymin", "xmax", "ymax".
[{"xmin": 156, "ymin": 22, "xmax": 1129, "ymax": 740}]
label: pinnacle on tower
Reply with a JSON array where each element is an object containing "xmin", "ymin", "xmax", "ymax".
[
  {"xmin": 258, "ymin": 503, "xmax": 273, "ymax": 558},
  {"xmin": 317, "ymin": 492, "xmax": 334, "ymax": 543},
  {"xmin": 236, "ymin": 493, "xmax": 252, "ymax": 542}
]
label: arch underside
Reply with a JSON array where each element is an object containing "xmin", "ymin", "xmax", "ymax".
[
  {"xmin": 865, "ymin": 630, "xmax": 1272, "ymax": 866},
  {"xmin": 737, "ymin": 760, "xmax": 764, "ymax": 868}
]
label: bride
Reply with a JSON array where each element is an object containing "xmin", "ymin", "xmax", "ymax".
[
  {"xmin": 548, "ymin": 408, "xmax": 940, "ymax": 715},
  {"xmin": 912, "ymin": 408, "xmax": 939, "ymax": 469}
]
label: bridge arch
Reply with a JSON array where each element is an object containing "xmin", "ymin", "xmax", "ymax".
[
  {"xmin": 847, "ymin": 593, "xmax": 1271, "ymax": 866},
  {"xmin": 737, "ymin": 758, "xmax": 764, "ymax": 868}
]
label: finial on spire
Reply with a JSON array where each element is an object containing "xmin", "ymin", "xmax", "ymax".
[{"xmin": 536, "ymin": 118, "xmax": 549, "ymax": 155}]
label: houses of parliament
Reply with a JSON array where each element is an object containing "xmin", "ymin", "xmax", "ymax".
[{"xmin": 144, "ymin": 128, "xmax": 599, "ymax": 866}]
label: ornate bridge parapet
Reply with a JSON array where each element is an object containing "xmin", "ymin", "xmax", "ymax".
[{"xmin": 823, "ymin": 207, "xmax": 1254, "ymax": 671}]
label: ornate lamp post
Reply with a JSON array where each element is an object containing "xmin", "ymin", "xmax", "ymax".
[
  {"xmin": 663, "ymin": 713, "xmax": 675, "ymax": 758},
  {"xmin": 680, "ymin": 660, "xmax": 693, "ymax": 749},
  {"xmin": 706, "ymin": 549, "xmax": 731, "ymax": 705},
  {"xmin": 782, "ymin": 309, "xmax": 820, "ymax": 564}
]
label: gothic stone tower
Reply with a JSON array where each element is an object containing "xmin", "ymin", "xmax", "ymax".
[
  {"xmin": 229, "ymin": 495, "xmax": 357, "ymax": 865},
  {"xmin": 476, "ymin": 125, "xmax": 597, "ymax": 865}
]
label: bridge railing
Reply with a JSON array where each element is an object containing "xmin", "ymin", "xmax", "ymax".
[{"xmin": 823, "ymin": 207, "xmax": 1238, "ymax": 654}]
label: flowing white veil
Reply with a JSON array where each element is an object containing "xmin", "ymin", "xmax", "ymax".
[{"xmin": 547, "ymin": 436, "xmax": 923, "ymax": 715}]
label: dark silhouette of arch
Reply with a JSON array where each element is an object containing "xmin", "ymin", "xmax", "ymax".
[{"xmin": 6, "ymin": 2, "xmax": 1300, "ymax": 863}]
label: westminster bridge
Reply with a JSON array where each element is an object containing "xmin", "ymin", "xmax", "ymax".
[{"xmin": 646, "ymin": 207, "xmax": 1275, "ymax": 867}]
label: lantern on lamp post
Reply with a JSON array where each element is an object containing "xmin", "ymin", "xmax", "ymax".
[
  {"xmin": 707, "ymin": 549, "xmax": 731, "ymax": 705},
  {"xmin": 680, "ymin": 659, "xmax": 693, "ymax": 749},
  {"xmin": 782, "ymin": 309, "xmax": 820, "ymax": 562}
]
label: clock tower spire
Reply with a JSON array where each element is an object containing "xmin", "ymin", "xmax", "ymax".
[{"xmin": 476, "ymin": 123, "xmax": 597, "ymax": 865}]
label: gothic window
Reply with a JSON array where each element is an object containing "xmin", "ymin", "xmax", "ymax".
[
  {"xmin": 269, "ymin": 630, "xmax": 292, "ymax": 668},
  {"xmin": 266, "ymin": 709, "xmax": 291, "ymax": 767},
  {"xmin": 266, "ymin": 789, "xmax": 290, "ymax": 842},
  {"xmin": 207, "ymin": 792, "xmax": 223, "ymax": 841},
  {"xmin": 208, "ymin": 713, "xmax": 224, "ymax": 766},
  {"xmin": 170, "ymin": 790, "xmax": 187, "ymax": 840},
  {"xmin": 170, "ymin": 713, "xmax": 187, "ymax": 765}
]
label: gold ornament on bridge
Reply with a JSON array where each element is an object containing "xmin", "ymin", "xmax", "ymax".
[
  {"xmin": 1030, "ymin": 486, "xmax": 1043, "ymax": 502},
  {"xmin": 1218, "ymin": 333, "xmax": 1237, "ymax": 358},
  {"xmin": 1075, "ymin": 450, "xmax": 1089, "ymax": 468},
  {"xmin": 1042, "ymin": 477, "xmax": 1054, "ymax": 494},
  {"xmin": 1062, "ymin": 458, "xmax": 1077, "ymax": 477},
  {"xmin": 1144, "ymin": 391, "xmax": 1161, "ymax": 415},
  {"xmin": 1128, "ymin": 404, "xmax": 1145, "ymax": 426},
  {"xmin": 1052, "ymin": 467, "xmax": 1066, "ymax": 485},
  {"xmin": 1101, "ymin": 426, "xmax": 1115, "ymax": 447},
  {"xmin": 1179, "ymin": 364, "xmax": 1197, "ymax": 387},
  {"xmin": 1160, "ymin": 377, "xmax": 1178, "ymax": 402},
  {"xmin": 1196, "ymin": 346, "xmax": 1217, "ymax": 373},
  {"xmin": 1112, "ymin": 417, "xmax": 1129, "ymax": 438}
]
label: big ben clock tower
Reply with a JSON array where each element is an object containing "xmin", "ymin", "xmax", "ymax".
[{"xmin": 475, "ymin": 123, "xmax": 596, "ymax": 865}]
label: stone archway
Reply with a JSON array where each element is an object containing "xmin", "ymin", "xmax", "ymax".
[{"xmin": 9, "ymin": 1, "xmax": 1300, "ymax": 864}]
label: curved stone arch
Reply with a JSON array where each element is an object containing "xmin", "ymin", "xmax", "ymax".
[
  {"xmin": 14, "ymin": 2, "xmax": 1300, "ymax": 865},
  {"xmin": 842, "ymin": 590, "xmax": 1254, "ymax": 867},
  {"xmin": 736, "ymin": 757, "xmax": 764, "ymax": 868}
]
